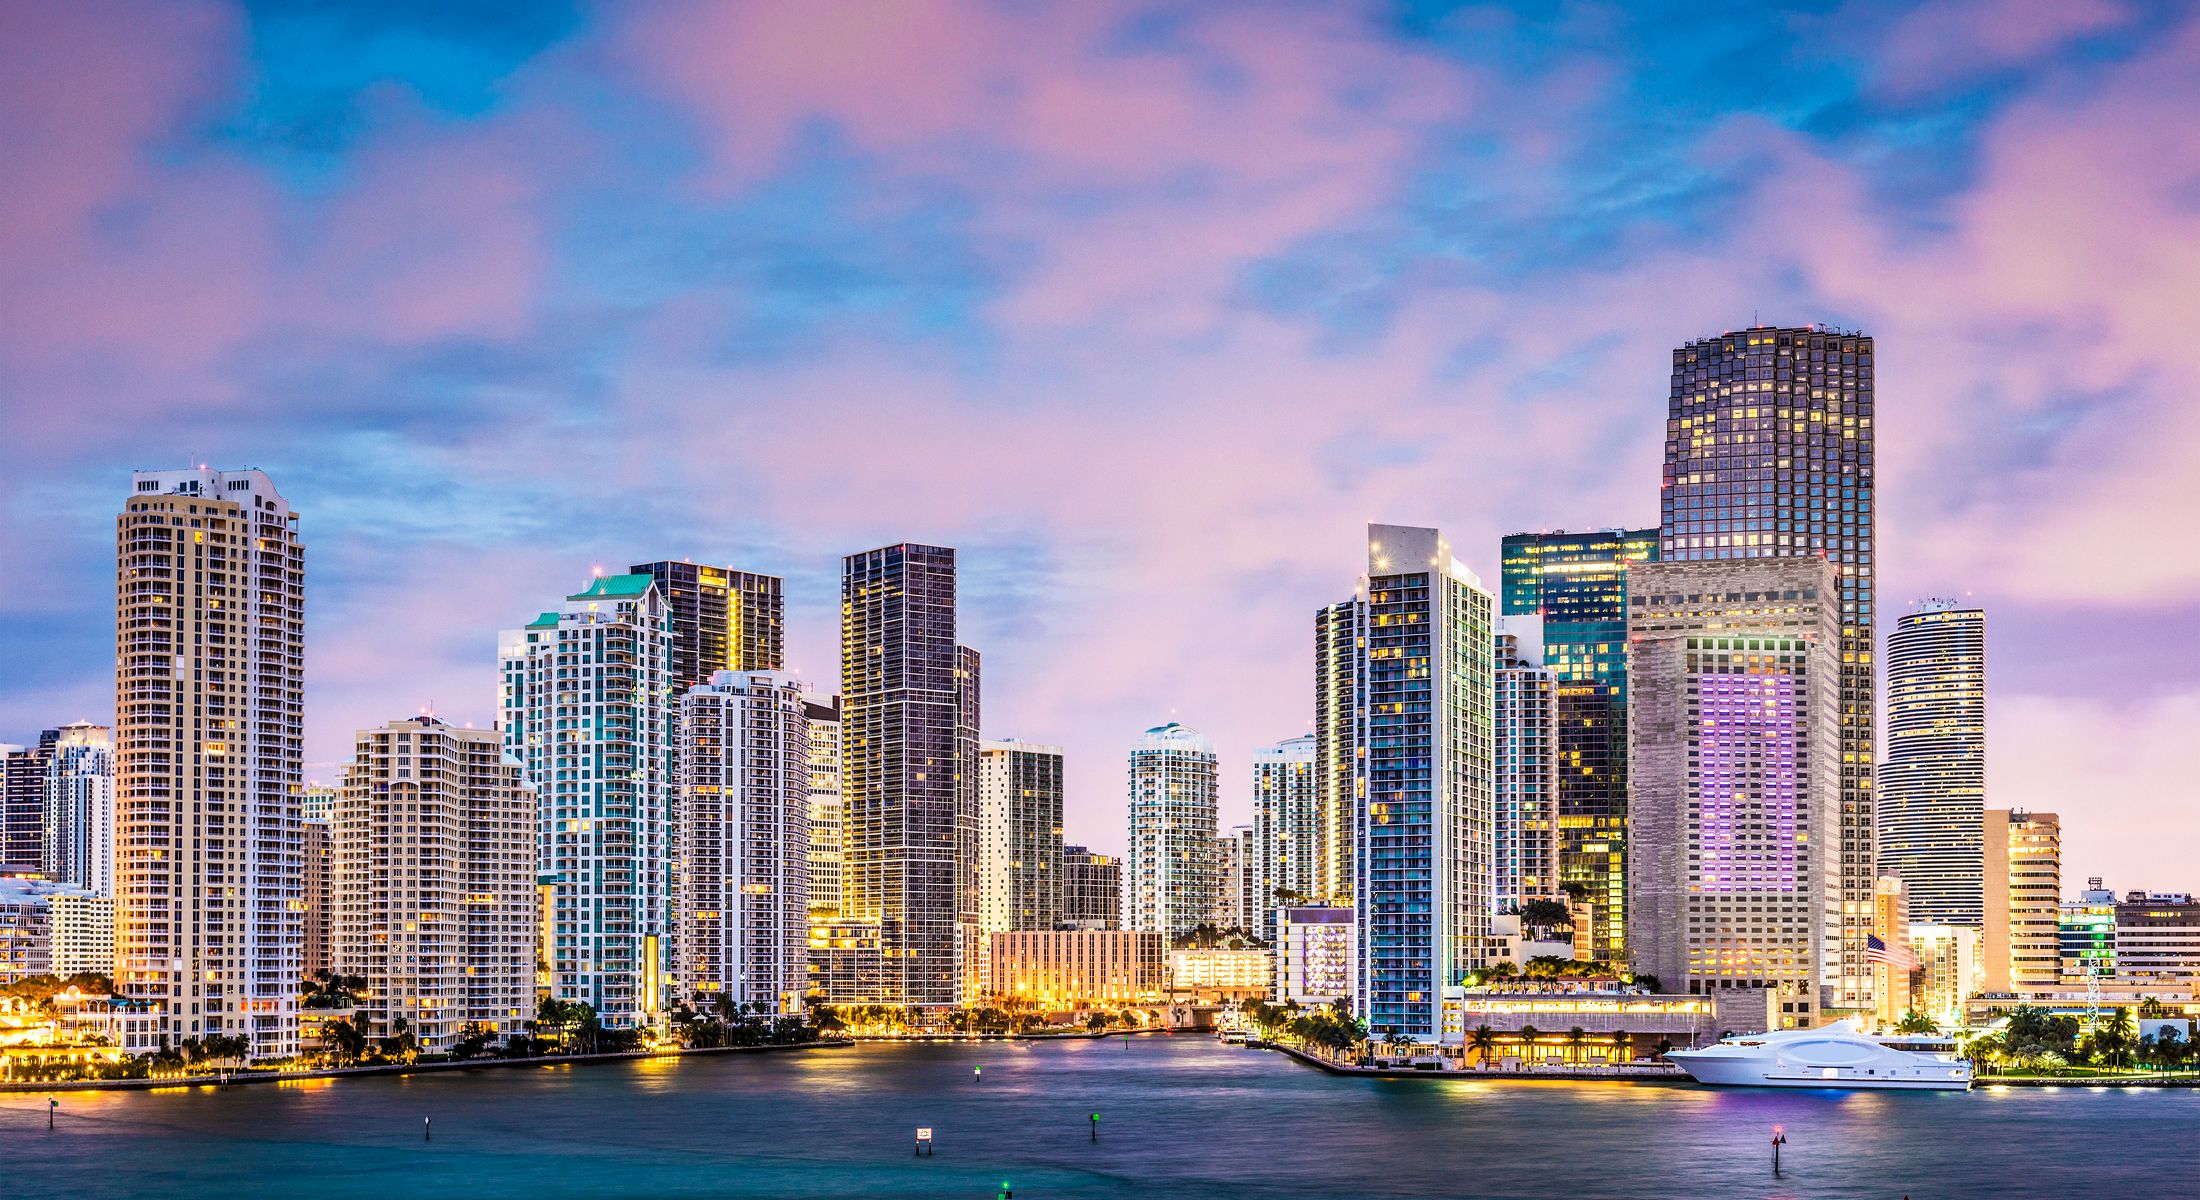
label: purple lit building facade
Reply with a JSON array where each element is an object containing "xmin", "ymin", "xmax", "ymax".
[{"xmin": 1626, "ymin": 558, "xmax": 1840, "ymax": 1031}]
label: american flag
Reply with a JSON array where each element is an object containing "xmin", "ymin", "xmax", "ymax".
[{"xmin": 1866, "ymin": 933, "xmax": 1920, "ymax": 972}]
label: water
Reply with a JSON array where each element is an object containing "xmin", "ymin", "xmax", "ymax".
[{"xmin": 5, "ymin": 1035, "xmax": 2190, "ymax": 1198}]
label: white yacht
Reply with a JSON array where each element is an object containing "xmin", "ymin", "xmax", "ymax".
[{"xmin": 1667, "ymin": 1020, "xmax": 1973, "ymax": 1090}]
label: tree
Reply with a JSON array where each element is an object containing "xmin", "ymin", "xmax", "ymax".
[
  {"xmin": 1895, "ymin": 1010, "xmax": 1940, "ymax": 1035},
  {"xmin": 1469, "ymin": 1025, "xmax": 1498, "ymax": 1065},
  {"xmin": 1518, "ymin": 1024, "xmax": 1541, "ymax": 1061},
  {"xmin": 1517, "ymin": 899, "xmax": 1573, "ymax": 935},
  {"xmin": 1609, "ymin": 1029, "xmax": 1630, "ymax": 1063},
  {"xmin": 1565, "ymin": 1026, "xmax": 1589, "ymax": 1064}
]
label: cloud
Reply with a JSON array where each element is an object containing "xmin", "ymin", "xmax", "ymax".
[
  {"xmin": 1993, "ymin": 690, "xmax": 2196, "ymax": 888},
  {"xmin": 1870, "ymin": 0, "xmax": 2134, "ymax": 97}
]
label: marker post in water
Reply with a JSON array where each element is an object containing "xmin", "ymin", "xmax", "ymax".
[
  {"xmin": 915, "ymin": 1127, "xmax": 934, "ymax": 1157},
  {"xmin": 1772, "ymin": 1125, "xmax": 1787, "ymax": 1175},
  {"xmin": 1091, "ymin": 1112, "xmax": 1100, "ymax": 1141}
]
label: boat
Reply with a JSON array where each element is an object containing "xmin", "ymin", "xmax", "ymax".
[{"xmin": 1666, "ymin": 1019, "xmax": 1973, "ymax": 1090}]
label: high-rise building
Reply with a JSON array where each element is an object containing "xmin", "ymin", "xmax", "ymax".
[
  {"xmin": 839, "ymin": 543, "xmax": 977, "ymax": 1006},
  {"xmin": 1879, "ymin": 603, "xmax": 1986, "ymax": 927},
  {"xmin": 1312, "ymin": 600, "xmax": 1364, "ymax": 907},
  {"xmin": 1126, "ymin": 723, "xmax": 1220, "ymax": 940},
  {"xmin": 2, "ymin": 733, "xmax": 56, "ymax": 874},
  {"xmin": 978, "ymin": 740, "xmax": 1065, "ymax": 937},
  {"xmin": 1355, "ymin": 523, "xmax": 1495, "ymax": 1043},
  {"xmin": 804, "ymin": 696, "xmax": 843, "ymax": 921},
  {"xmin": 629, "ymin": 561, "xmax": 785, "ymax": 684},
  {"xmin": 2060, "ymin": 879, "xmax": 2117, "ymax": 981},
  {"xmin": 1662, "ymin": 326, "xmax": 1877, "ymax": 1016},
  {"xmin": 501, "ymin": 573, "xmax": 672, "ymax": 1027},
  {"xmin": 1982, "ymin": 809, "xmax": 2061, "ymax": 994},
  {"xmin": 1252, "ymin": 734, "xmax": 1319, "ymax": 943},
  {"xmin": 1061, "ymin": 845, "xmax": 1121, "ymax": 929},
  {"xmin": 48, "ymin": 890, "xmax": 114, "ymax": 978},
  {"xmin": 115, "ymin": 468, "xmax": 305, "ymax": 1059},
  {"xmin": 1870, "ymin": 875, "xmax": 1912, "ymax": 1030},
  {"xmin": 334, "ymin": 716, "xmax": 534, "ymax": 1050},
  {"xmin": 1493, "ymin": 628, "xmax": 1559, "ymax": 919},
  {"xmin": 679, "ymin": 670, "xmax": 812, "ymax": 1014},
  {"xmin": 1906, "ymin": 923, "xmax": 1983, "ymax": 1026},
  {"xmin": 1211, "ymin": 823, "xmax": 1254, "ymax": 934},
  {"xmin": 1626, "ymin": 557, "xmax": 1842, "ymax": 1029},
  {"xmin": 2112, "ymin": 890, "xmax": 2200, "ymax": 987},
  {"xmin": 1498, "ymin": 527, "xmax": 1658, "ymax": 959},
  {"xmin": 42, "ymin": 723, "xmax": 114, "ymax": 896},
  {"xmin": 301, "ymin": 784, "xmax": 337, "ymax": 824},
  {"xmin": 302, "ymin": 815, "xmax": 332, "ymax": 981}
]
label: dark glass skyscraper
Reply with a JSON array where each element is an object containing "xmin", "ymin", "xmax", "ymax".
[
  {"xmin": 1499, "ymin": 528, "xmax": 1657, "ymax": 961},
  {"xmin": 1661, "ymin": 325, "xmax": 1876, "ymax": 1016},
  {"xmin": 630, "ymin": 560, "xmax": 784, "ymax": 687},
  {"xmin": 840, "ymin": 543, "xmax": 977, "ymax": 1006}
]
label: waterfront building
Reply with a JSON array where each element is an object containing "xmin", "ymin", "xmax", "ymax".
[
  {"xmin": 804, "ymin": 696, "xmax": 844, "ymax": 920},
  {"xmin": 1312, "ymin": 599, "xmax": 1363, "ymax": 907},
  {"xmin": 1498, "ymin": 527, "xmax": 1658, "ymax": 960},
  {"xmin": 1356, "ymin": 524, "xmax": 1496, "ymax": 1043},
  {"xmin": 1127, "ymin": 723, "xmax": 1220, "ymax": 940},
  {"xmin": 678, "ymin": 671, "xmax": 812, "ymax": 1014},
  {"xmin": 1879, "ymin": 603, "xmax": 1986, "ymax": 926},
  {"xmin": 629, "ymin": 560, "xmax": 785, "ymax": 683},
  {"xmin": 48, "ymin": 891, "xmax": 114, "ymax": 977},
  {"xmin": 1493, "ymin": 628, "xmax": 1560, "ymax": 917},
  {"xmin": 1982, "ymin": 809, "xmax": 2060, "ymax": 993},
  {"xmin": 986, "ymin": 929, "xmax": 1165, "ymax": 1007},
  {"xmin": 0, "ymin": 879, "xmax": 56, "ymax": 980},
  {"xmin": 2059, "ymin": 880, "xmax": 2117, "ymax": 982},
  {"xmin": 839, "ymin": 543, "xmax": 979, "ymax": 1007},
  {"xmin": 1870, "ymin": 875, "xmax": 1912, "ymax": 1030},
  {"xmin": 1252, "ymin": 735, "xmax": 1319, "ymax": 944},
  {"xmin": 1211, "ymin": 823, "xmax": 1254, "ymax": 934},
  {"xmin": 1906, "ymin": 924, "xmax": 1983, "ymax": 1027},
  {"xmin": 806, "ymin": 920, "xmax": 890, "ymax": 1003},
  {"xmin": 977, "ymin": 740, "xmax": 1065, "ymax": 936},
  {"xmin": 302, "ymin": 814, "xmax": 332, "ymax": 980},
  {"xmin": 1662, "ymin": 326, "xmax": 1877, "ymax": 1016},
  {"xmin": 501, "ymin": 573, "xmax": 672, "ymax": 1026},
  {"xmin": 334, "ymin": 716, "xmax": 534, "ymax": 1050},
  {"xmin": 1168, "ymin": 946, "xmax": 1272, "ymax": 1000},
  {"xmin": 1, "ymin": 734, "xmax": 55, "ymax": 874},
  {"xmin": 1275, "ymin": 905, "xmax": 1355, "ymax": 1006},
  {"xmin": 42, "ymin": 723, "xmax": 113, "ymax": 895},
  {"xmin": 1061, "ymin": 845, "xmax": 1121, "ymax": 929},
  {"xmin": 1448, "ymin": 982, "xmax": 1717, "ymax": 1063},
  {"xmin": 2113, "ymin": 892, "xmax": 2200, "ymax": 987},
  {"xmin": 115, "ymin": 467, "xmax": 305, "ymax": 1058},
  {"xmin": 1626, "ymin": 557, "xmax": 1842, "ymax": 1029}
]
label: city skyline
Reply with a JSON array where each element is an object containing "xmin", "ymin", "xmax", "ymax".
[{"xmin": 6, "ymin": 2, "xmax": 2200, "ymax": 893}]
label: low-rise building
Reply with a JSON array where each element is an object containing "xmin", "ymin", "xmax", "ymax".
[
  {"xmin": 1275, "ymin": 906, "xmax": 1354, "ymax": 1006},
  {"xmin": 988, "ymin": 929, "xmax": 1165, "ymax": 1007},
  {"xmin": 1444, "ymin": 983, "xmax": 1718, "ymax": 1063},
  {"xmin": 1168, "ymin": 947, "xmax": 1272, "ymax": 1001},
  {"xmin": 1908, "ymin": 924, "xmax": 1983, "ymax": 1026}
]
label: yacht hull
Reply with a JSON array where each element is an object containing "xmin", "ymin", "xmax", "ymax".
[{"xmin": 1671, "ymin": 1054, "xmax": 1971, "ymax": 1090}]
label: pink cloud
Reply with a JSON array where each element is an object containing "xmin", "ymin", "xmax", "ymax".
[
  {"xmin": 1871, "ymin": 0, "xmax": 2133, "ymax": 96},
  {"xmin": 620, "ymin": 0, "xmax": 1472, "ymax": 332}
]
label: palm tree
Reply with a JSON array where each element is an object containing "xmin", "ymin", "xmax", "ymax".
[
  {"xmin": 1518, "ymin": 1024, "xmax": 1541, "ymax": 1064},
  {"xmin": 1895, "ymin": 1010, "xmax": 1940, "ymax": 1035},
  {"xmin": 1565, "ymin": 1026, "xmax": 1589, "ymax": 1065},
  {"xmin": 1609, "ymin": 1028, "xmax": 1630, "ymax": 1064},
  {"xmin": 1469, "ymin": 1025, "xmax": 1498, "ymax": 1066}
]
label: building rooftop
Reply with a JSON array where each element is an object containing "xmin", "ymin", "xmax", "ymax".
[{"xmin": 568, "ymin": 573, "xmax": 656, "ymax": 601}]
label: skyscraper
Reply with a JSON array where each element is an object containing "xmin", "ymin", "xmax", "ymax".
[
  {"xmin": 1061, "ymin": 845, "xmax": 1121, "ymax": 929},
  {"xmin": 501, "ymin": 573, "xmax": 672, "ymax": 1027},
  {"xmin": 1356, "ymin": 523, "xmax": 1495, "ymax": 1042},
  {"xmin": 1211, "ymin": 823, "xmax": 1254, "ymax": 934},
  {"xmin": 629, "ymin": 560, "xmax": 785, "ymax": 684},
  {"xmin": 1661, "ymin": 325, "xmax": 1877, "ymax": 1016},
  {"xmin": 804, "ymin": 696, "xmax": 844, "ymax": 921},
  {"xmin": 1312, "ymin": 600, "xmax": 1364, "ymax": 907},
  {"xmin": 1252, "ymin": 733, "xmax": 1319, "ymax": 943},
  {"xmin": 679, "ymin": 670, "xmax": 812, "ymax": 1014},
  {"xmin": 840, "ymin": 543, "xmax": 976, "ymax": 1006},
  {"xmin": 1982, "ymin": 809, "xmax": 2061, "ymax": 994},
  {"xmin": 115, "ymin": 467, "xmax": 305, "ymax": 1058},
  {"xmin": 1493, "ymin": 629, "xmax": 1559, "ymax": 917},
  {"xmin": 1126, "ymin": 722, "xmax": 1219, "ymax": 940},
  {"xmin": 1498, "ymin": 527, "xmax": 1657, "ymax": 959},
  {"xmin": 1879, "ymin": 602, "xmax": 1986, "ymax": 927},
  {"xmin": 334, "ymin": 716, "xmax": 534, "ymax": 1050},
  {"xmin": 2, "ymin": 734, "xmax": 55, "ymax": 874},
  {"xmin": 303, "ymin": 814, "xmax": 332, "ymax": 981},
  {"xmin": 1626, "ymin": 557, "xmax": 1841, "ymax": 1029},
  {"xmin": 42, "ymin": 723, "xmax": 113, "ymax": 896},
  {"xmin": 978, "ymin": 740, "xmax": 1065, "ymax": 936}
]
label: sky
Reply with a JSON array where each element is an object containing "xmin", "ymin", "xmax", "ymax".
[{"xmin": 4, "ymin": 0, "xmax": 2198, "ymax": 888}]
